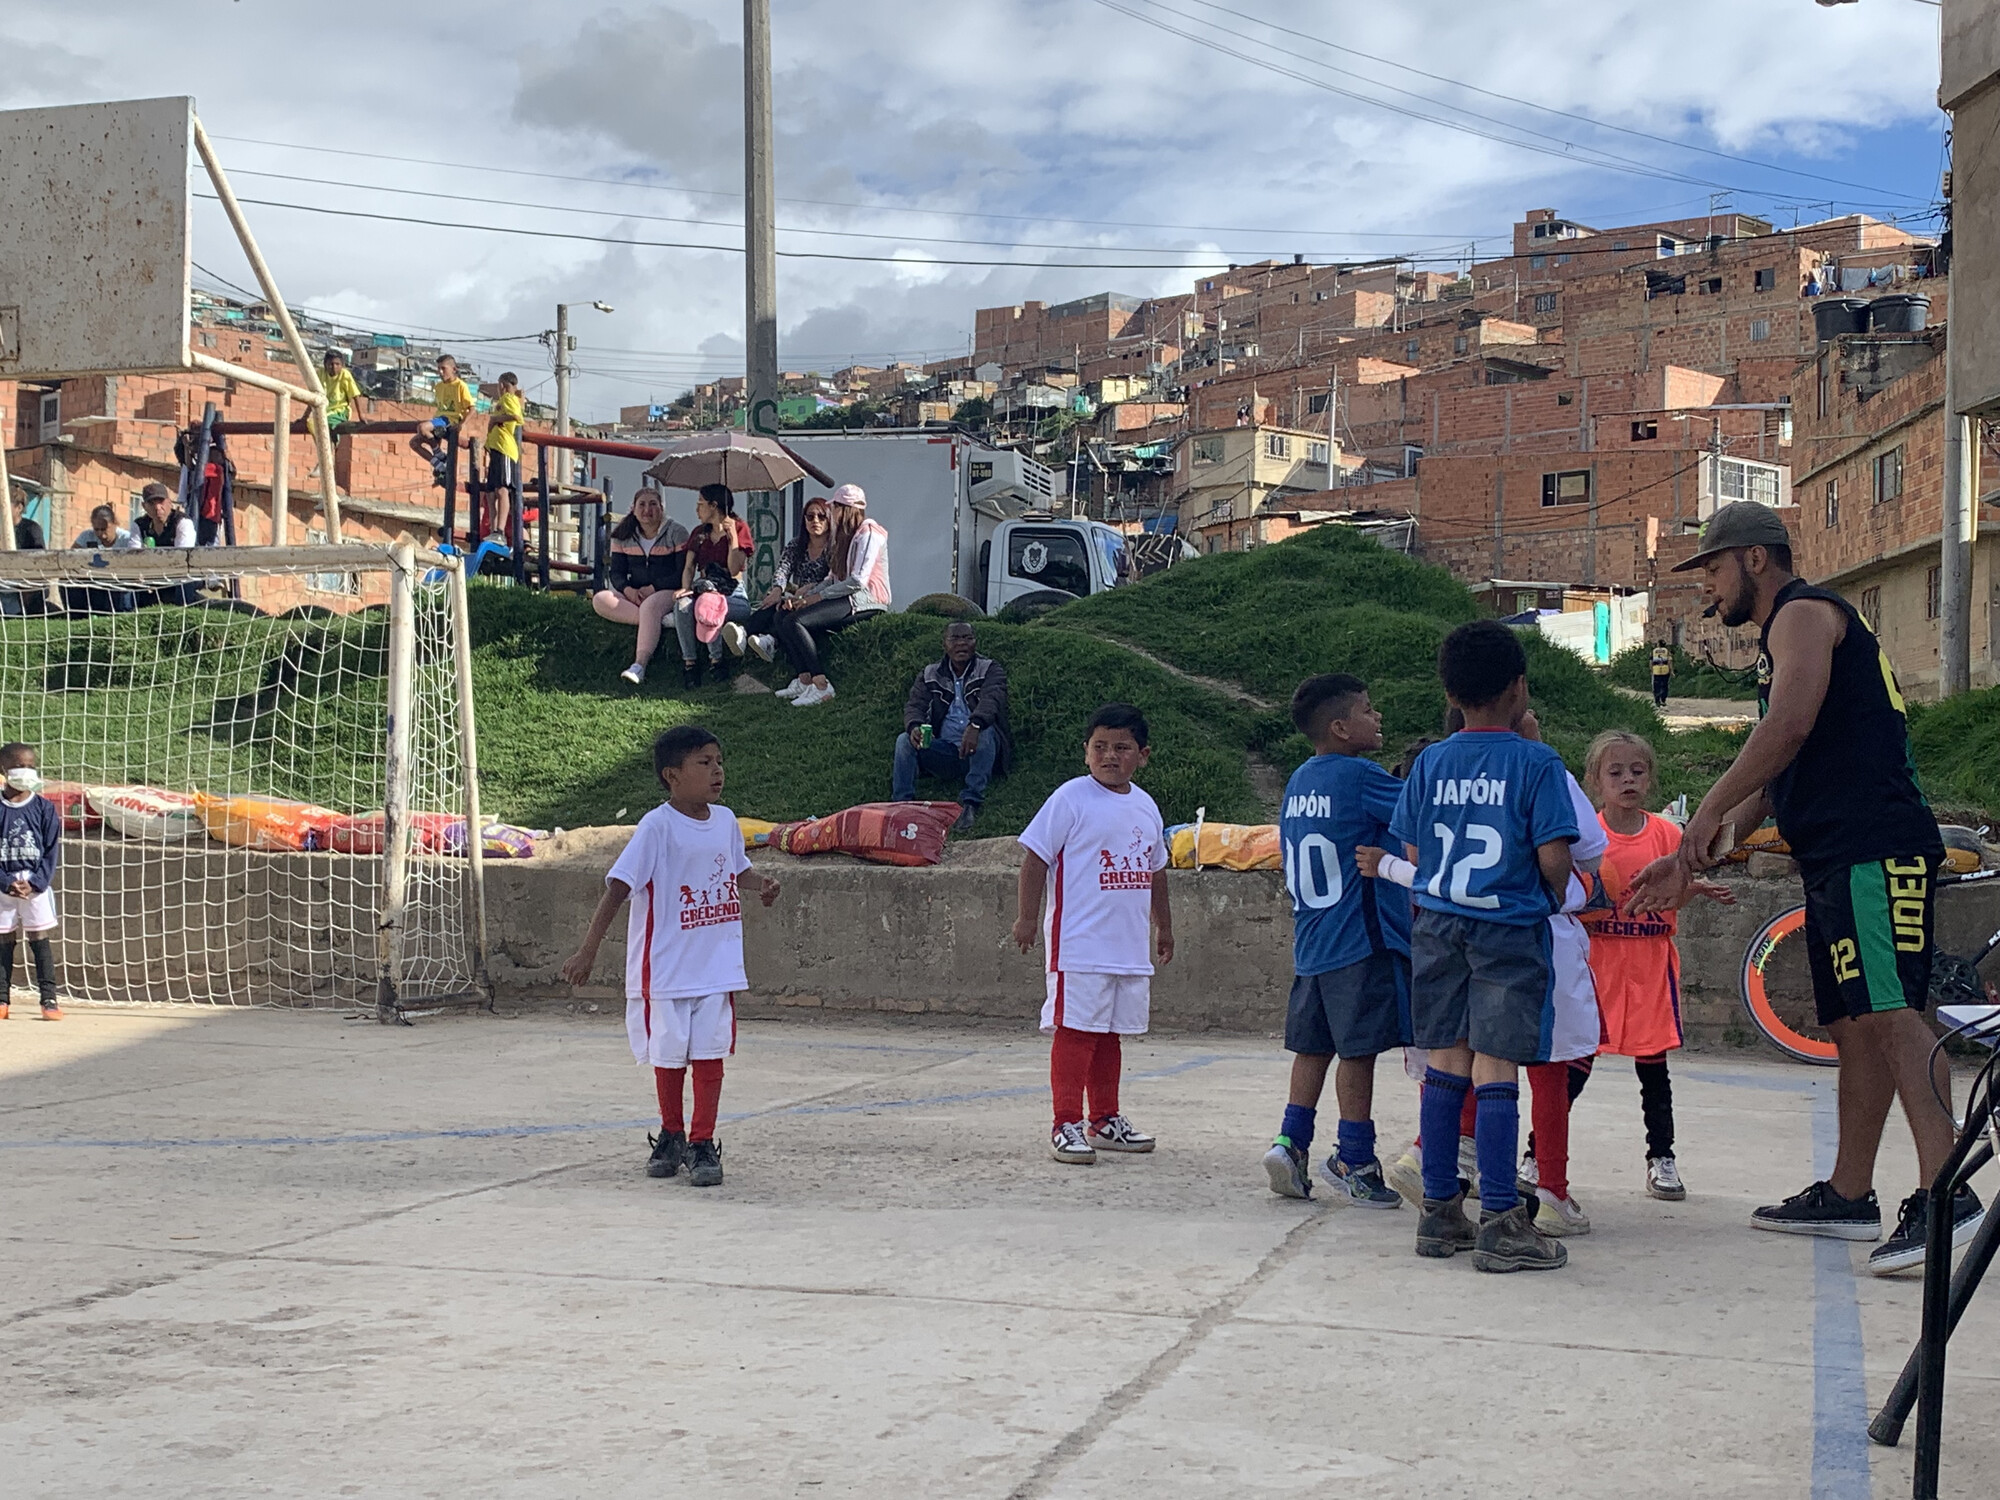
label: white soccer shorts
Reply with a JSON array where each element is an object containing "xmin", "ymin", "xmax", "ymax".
[
  {"xmin": 1040, "ymin": 970, "xmax": 1151, "ymax": 1036},
  {"xmin": 1545, "ymin": 913, "xmax": 1602, "ymax": 1064},
  {"xmin": 626, "ymin": 992, "xmax": 736, "ymax": 1068},
  {"xmin": 0, "ymin": 889, "xmax": 58, "ymax": 934}
]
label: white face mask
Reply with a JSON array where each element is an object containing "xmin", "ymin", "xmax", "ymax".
[{"xmin": 5, "ymin": 768, "xmax": 42, "ymax": 794}]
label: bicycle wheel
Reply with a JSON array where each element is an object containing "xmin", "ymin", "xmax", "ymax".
[{"xmin": 1740, "ymin": 905, "xmax": 1839, "ymax": 1065}]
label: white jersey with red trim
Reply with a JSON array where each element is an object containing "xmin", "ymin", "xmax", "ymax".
[
  {"xmin": 1018, "ymin": 775, "xmax": 1167, "ymax": 976},
  {"xmin": 606, "ymin": 802, "xmax": 752, "ymax": 1000}
]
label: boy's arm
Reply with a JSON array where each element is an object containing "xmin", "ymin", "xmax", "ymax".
[
  {"xmin": 1151, "ymin": 868, "xmax": 1174, "ymax": 964},
  {"xmin": 1535, "ymin": 840, "xmax": 1575, "ymax": 906},
  {"xmin": 739, "ymin": 868, "xmax": 782, "ymax": 907},
  {"xmin": 31, "ymin": 802, "xmax": 58, "ymax": 891},
  {"xmin": 560, "ymin": 879, "xmax": 631, "ymax": 986},
  {"xmin": 1012, "ymin": 851, "xmax": 1048, "ymax": 953}
]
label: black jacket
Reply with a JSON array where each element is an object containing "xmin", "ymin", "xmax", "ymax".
[{"xmin": 904, "ymin": 653, "xmax": 1013, "ymax": 776}]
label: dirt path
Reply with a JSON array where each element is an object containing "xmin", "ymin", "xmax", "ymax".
[{"xmin": 1614, "ymin": 684, "xmax": 1757, "ymax": 729}]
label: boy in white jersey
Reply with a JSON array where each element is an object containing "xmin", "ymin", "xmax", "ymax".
[
  {"xmin": 1012, "ymin": 704, "xmax": 1175, "ymax": 1165},
  {"xmin": 562, "ymin": 725, "xmax": 781, "ymax": 1187}
]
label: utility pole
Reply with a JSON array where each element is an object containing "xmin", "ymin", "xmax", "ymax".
[
  {"xmin": 554, "ymin": 302, "xmax": 571, "ymax": 438},
  {"xmin": 744, "ymin": 0, "xmax": 779, "ymax": 437},
  {"xmin": 1940, "ymin": 174, "xmax": 1975, "ymax": 696}
]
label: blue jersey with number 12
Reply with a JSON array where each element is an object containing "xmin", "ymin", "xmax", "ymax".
[
  {"xmin": 1281, "ymin": 753, "xmax": 1410, "ymax": 975},
  {"xmin": 1389, "ymin": 730, "xmax": 1579, "ymax": 927}
]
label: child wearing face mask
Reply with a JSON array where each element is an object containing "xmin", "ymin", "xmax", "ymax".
[{"xmin": 0, "ymin": 742, "xmax": 62, "ymax": 1019}]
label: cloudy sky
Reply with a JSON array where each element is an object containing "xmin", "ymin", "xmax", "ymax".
[{"xmin": 1, "ymin": 0, "xmax": 1950, "ymax": 419}]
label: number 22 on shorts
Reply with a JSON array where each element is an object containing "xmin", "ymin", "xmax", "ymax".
[
  {"xmin": 1428, "ymin": 823, "xmax": 1503, "ymax": 910},
  {"xmin": 1829, "ymin": 936, "xmax": 1860, "ymax": 984}
]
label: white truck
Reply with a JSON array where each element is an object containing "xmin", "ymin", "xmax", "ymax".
[{"xmin": 578, "ymin": 428, "xmax": 1161, "ymax": 616}]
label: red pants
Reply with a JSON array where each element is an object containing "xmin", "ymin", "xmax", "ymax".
[{"xmin": 1051, "ymin": 1026, "xmax": 1122, "ymax": 1129}]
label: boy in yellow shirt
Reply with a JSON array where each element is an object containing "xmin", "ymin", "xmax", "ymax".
[
  {"xmin": 482, "ymin": 371, "xmax": 525, "ymax": 540},
  {"xmin": 411, "ymin": 353, "xmax": 475, "ymax": 486},
  {"xmin": 318, "ymin": 349, "xmax": 363, "ymax": 432}
]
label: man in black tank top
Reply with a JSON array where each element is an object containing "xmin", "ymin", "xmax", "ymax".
[{"xmin": 1629, "ymin": 502, "xmax": 1978, "ymax": 1272}]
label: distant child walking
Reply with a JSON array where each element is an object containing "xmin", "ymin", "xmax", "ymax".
[
  {"xmin": 0, "ymin": 742, "xmax": 62, "ymax": 1020},
  {"xmin": 1013, "ymin": 704, "xmax": 1174, "ymax": 1165},
  {"xmin": 1580, "ymin": 730, "xmax": 1733, "ymax": 1201},
  {"xmin": 562, "ymin": 726, "xmax": 781, "ymax": 1187},
  {"xmin": 1262, "ymin": 673, "xmax": 1410, "ymax": 1208}
]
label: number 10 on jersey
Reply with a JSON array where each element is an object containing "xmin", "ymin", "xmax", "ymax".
[{"xmin": 1284, "ymin": 834, "xmax": 1342, "ymax": 909}]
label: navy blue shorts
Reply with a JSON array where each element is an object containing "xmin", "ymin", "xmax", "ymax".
[
  {"xmin": 1285, "ymin": 950, "xmax": 1411, "ymax": 1058},
  {"xmin": 1409, "ymin": 908, "xmax": 1556, "ymax": 1064}
]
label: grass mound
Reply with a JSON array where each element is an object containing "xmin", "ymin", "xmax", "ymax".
[
  {"xmin": 464, "ymin": 587, "xmax": 1261, "ymax": 834},
  {"xmin": 1908, "ymin": 683, "xmax": 2000, "ymax": 824}
]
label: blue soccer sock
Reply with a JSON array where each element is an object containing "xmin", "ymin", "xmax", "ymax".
[
  {"xmin": 1420, "ymin": 1069, "xmax": 1471, "ymax": 1201},
  {"xmin": 1475, "ymin": 1082, "xmax": 1522, "ymax": 1216},
  {"xmin": 1278, "ymin": 1103, "xmax": 1316, "ymax": 1154},
  {"xmin": 1335, "ymin": 1118, "xmax": 1376, "ymax": 1171}
]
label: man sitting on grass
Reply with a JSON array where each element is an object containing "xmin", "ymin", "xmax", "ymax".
[{"xmin": 892, "ymin": 622, "xmax": 1013, "ymax": 833}]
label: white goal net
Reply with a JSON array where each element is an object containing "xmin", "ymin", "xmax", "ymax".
[{"xmin": 0, "ymin": 543, "xmax": 487, "ymax": 1012}]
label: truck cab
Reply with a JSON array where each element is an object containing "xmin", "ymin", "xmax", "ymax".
[{"xmin": 978, "ymin": 517, "xmax": 1133, "ymax": 615}]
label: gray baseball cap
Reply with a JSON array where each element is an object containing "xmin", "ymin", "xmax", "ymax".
[{"xmin": 1672, "ymin": 501, "xmax": 1792, "ymax": 571}]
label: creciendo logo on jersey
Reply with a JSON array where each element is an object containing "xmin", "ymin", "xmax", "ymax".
[
  {"xmin": 678, "ymin": 854, "xmax": 742, "ymax": 930},
  {"xmin": 1098, "ymin": 827, "xmax": 1156, "ymax": 891}
]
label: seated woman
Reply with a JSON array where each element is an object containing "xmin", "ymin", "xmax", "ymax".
[
  {"xmin": 590, "ymin": 487, "xmax": 689, "ymax": 686},
  {"xmin": 742, "ymin": 493, "xmax": 836, "ymax": 696},
  {"xmin": 68, "ymin": 504, "xmax": 141, "ymax": 614},
  {"xmin": 670, "ymin": 484, "xmax": 756, "ymax": 689},
  {"xmin": 751, "ymin": 483, "xmax": 889, "ymax": 708}
]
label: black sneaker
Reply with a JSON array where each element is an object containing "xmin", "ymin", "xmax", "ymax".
[
  {"xmin": 1472, "ymin": 1202, "xmax": 1568, "ymax": 1273},
  {"xmin": 1867, "ymin": 1187, "xmax": 1986, "ymax": 1275},
  {"xmin": 708, "ymin": 656, "xmax": 734, "ymax": 686},
  {"xmin": 1750, "ymin": 1180, "xmax": 1882, "ymax": 1241},
  {"xmin": 647, "ymin": 1130, "xmax": 686, "ymax": 1179},
  {"xmin": 687, "ymin": 1138, "xmax": 724, "ymax": 1187},
  {"xmin": 952, "ymin": 805, "xmax": 978, "ymax": 834},
  {"xmin": 680, "ymin": 660, "xmax": 705, "ymax": 691}
]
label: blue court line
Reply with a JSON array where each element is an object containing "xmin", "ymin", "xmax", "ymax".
[{"xmin": 0, "ymin": 1054, "xmax": 1234, "ymax": 1152}]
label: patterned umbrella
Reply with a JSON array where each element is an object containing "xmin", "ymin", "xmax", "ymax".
[{"xmin": 642, "ymin": 431, "xmax": 807, "ymax": 492}]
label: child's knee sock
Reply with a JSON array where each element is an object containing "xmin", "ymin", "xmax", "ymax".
[
  {"xmin": 689, "ymin": 1058, "xmax": 724, "ymax": 1142},
  {"xmin": 654, "ymin": 1066, "xmax": 686, "ymax": 1134},
  {"xmin": 27, "ymin": 935, "xmax": 53, "ymax": 1007},
  {"xmin": 1474, "ymin": 1082, "xmax": 1522, "ymax": 1216},
  {"xmin": 1525, "ymin": 1063, "xmax": 1572, "ymax": 1201},
  {"xmin": 1636, "ymin": 1055, "xmax": 1674, "ymax": 1159},
  {"xmin": 1278, "ymin": 1103, "xmax": 1317, "ymax": 1154},
  {"xmin": 1335, "ymin": 1117, "xmax": 1377, "ymax": 1171},
  {"xmin": 1568, "ymin": 1055, "xmax": 1594, "ymax": 1103},
  {"xmin": 1086, "ymin": 1032, "xmax": 1122, "ymax": 1125},
  {"xmin": 1050, "ymin": 1026, "xmax": 1094, "ymax": 1128},
  {"xmin": 1419, "ymin": 1069, "xmax": 1471, "ymax": 1201}
]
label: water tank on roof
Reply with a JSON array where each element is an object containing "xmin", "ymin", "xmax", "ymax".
[
  {"xmin": 1812, "ymin": 298, "xmax": 1868, "ymax": 344},
  {"xmin": 1865, "ymin": 294, "xmax": 1930, "ymax": 334}
]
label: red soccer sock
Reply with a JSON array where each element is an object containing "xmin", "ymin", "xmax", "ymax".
[
  {"xmin": 1526, "ymin": 1062, "xmax": 1573, "ymax": 1200},
  {"xmin": 654, "ymin": 1066, "xmax": 686, "ymax": 1134},
  {"xmin": 1459, "ymin": 1086, "xmax": 1478, "ymax": 1139},
  {"xmin": 1087, "ymin": 1032, "xmax": 1123, "ymax": 1125},
  {"xmin": 689, "ymin": 1058, "xmax": 724, "ymax": 1142},
  {"xmin": 1050, "ymin": 1026, "xmax": 1095, "ymax": 1129}
]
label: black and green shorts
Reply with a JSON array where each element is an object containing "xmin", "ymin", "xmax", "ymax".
[{"xmin": 1803, "ymin": 855, "xmax": 1935, "ymax": 1026}]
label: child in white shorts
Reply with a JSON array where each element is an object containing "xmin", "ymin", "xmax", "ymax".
[{"xmin": 0, "ymin": 742, "xmax": 62, "ymax": 1020}]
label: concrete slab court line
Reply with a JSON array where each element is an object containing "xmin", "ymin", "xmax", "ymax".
[
  {"xmin": 1005, "ymin": 1208, "xmax": 1329, "ymax": 1500},
  {"xmin": 0, "ymin": 1055, "xmax": 1233, "ymax": 1152}
]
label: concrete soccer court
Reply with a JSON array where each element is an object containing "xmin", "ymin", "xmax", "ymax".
[{"xmin": 6, "ymin": 1009, "xmax": 1999, "ymax": 1498}]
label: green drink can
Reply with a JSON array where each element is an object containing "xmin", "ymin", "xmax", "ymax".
[{"xmin": 913, "ymin": 724, "xmax": 933, "ymax": 749}]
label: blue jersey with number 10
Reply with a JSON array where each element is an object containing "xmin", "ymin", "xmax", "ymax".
[
  {"xmin": 1281, "ymin": 753, "xmax": 1411, "ymax": 975},
  {"xmin": 1389, "ymin": 730, "xmax": 1579, "ymax": 927}
]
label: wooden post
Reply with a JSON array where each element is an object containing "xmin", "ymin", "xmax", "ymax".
[
  {"xmin": 376, "ymin": 541, "xmax": 417, "ymax": 1023},
  {"xmin": 192, "ymin": 117, "xmax": 345, "ymax": 543},
  {"xmin": 448, "ymin": 556, "xmax": 492, "ymax": 1002},
  {"xmin": 271, "ymin": 389, "xmax": 290, "ymax": 546}
]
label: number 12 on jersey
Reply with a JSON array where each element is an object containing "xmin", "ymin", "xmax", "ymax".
[{"xmin": 1427, "ymin": 823, "xmax": 1502, "ymax": 910}]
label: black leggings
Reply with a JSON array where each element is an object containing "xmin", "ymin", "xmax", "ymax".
[
  {"xmin": 1528, "ymin": 1053, "xmax": 1674, "ymax": 1161},
  {"xmin": 2, "ymin": 933, "xmax": 57, "ymax": 1008},
  {"xmin": 746, "ymin": 597, "xmax": 855, "ymax": 678}
]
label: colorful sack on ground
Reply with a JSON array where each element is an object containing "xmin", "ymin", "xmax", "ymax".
[
  {"xmin": 481, "ymin": 822, "xmax": 545, "ymax": 859},
  {"xmin": 325, "ymin": 811, "xmax": 467, "ymax": 856},
  {"xmin": 768, "ymin": 801, "xmax": 959, "ymax": 867},
  {"xmin": 739, "ymin": 817, "xmax": 777, "ymax": 849},
  {"xmin": 1167, "ymin": 821, "xmax": 1281, "ymax": 871},
  {"xmin": 1721, "ymin": 824, "xmax": 1792, "ymax": 863},
  {"xmin": 44, "ymin": 781, "xmax": 101, "ymax": 832},
  {"xmin": 87, "ymin": 785, "xmax": 202, "ymax": 842},
  {"xmin": 195, "ymin": 793, "xmax": 342, "ymax": 852}
]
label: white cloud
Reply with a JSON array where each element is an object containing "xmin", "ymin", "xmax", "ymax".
[{"xmin": 0, "ymin": 0, "xmax": 1945, "ymax": 418}]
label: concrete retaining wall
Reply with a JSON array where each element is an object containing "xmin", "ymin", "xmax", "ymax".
[{"xmin": 488, "ymin": 830, "xmax": 2000, "ymax": 1046}]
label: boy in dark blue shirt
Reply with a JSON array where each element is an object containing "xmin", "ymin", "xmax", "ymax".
[
  {"xmin": 1264, "ymin": 674, "xmax": 1410, "ymax": 1208},
  {"xmin": 1389, "ymin": 623, "xmax": 1578, "ymax": 1272},
  {"xmin": 0, "ymin": 742, "xmax": 62, "ymax": 1020}
]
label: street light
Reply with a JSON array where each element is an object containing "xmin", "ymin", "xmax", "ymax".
[{"xmin": 551, "ymin": 300, "xmax": 615, "ymax": 437}]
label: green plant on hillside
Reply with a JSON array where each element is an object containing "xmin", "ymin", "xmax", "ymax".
[
  {"xmin": 1908, "ymin": 684, "xmax": 2000, "ymax": 824},
  {"xmin": 1606, "ymin": 642, "xmax": 1759, "ymax": 701}
]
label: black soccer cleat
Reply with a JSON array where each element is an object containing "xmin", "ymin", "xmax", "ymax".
[
  {"xmin": 687, "ymin": 1138, "xmax": 724, "ymax": 1187},
  {"xmin": 647, "ymin": 1130, "xmax": 687, "ymax": 1179}
]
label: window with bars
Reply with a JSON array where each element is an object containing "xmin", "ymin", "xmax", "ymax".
[
  {"xmin": 1750, "ymin": 318, "xmax": 1771, "ymax": 342},
  {"xmin": 1264, "ymin": 433, "xmax": 1290, "ymax": 459},
  {"xmin": 1718, "ymin": 458, "xmax": 1781, "ymax": 507},
  {"xmin": 1307, "ymin": 441, "xmax": 1329, "ymax": 466},
  {"xmin": 1875, "ymin": 447, "xmax": 1903, "ymax": 505},
  {"xmin": 1533, "ymin": 293, "xmax": 1557, "ymax": 313},
  {"xmin": 1860, "ymin": 585, "xmax": 1882, "ymax": 628},
  {"xmin": 1927, "ymin": 566, "xmax": 1942, "ymax": 621}
]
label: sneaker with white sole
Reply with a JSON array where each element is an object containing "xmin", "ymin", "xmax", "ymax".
[
  {"xmin": 1533, "ymin": 1187, "xmax": 1591, "ymax": 1236},
  {"xmin": 1518, "ymin": 1151, "xmax": 1539, "ymax": 1195},
  {"xmin": 619, "ymin": 662, "xmax": 646, "ymax": 685},
  {"xmin": 774, "ymin": 679, "xmax": 808, "ymax": 700},
  {"xmin": 790, "ymin": 684, "xmax": 836, "ymax": 708},
  {"xmin": 1751, "ymin": 1179, "xmax": 1881, "ymax": 1241},
  {"xmin": 1647, "ymin": 1155, "xmax": 1686, "ymax": 1201},
  {"xmin": 1051, "ymin": 1120, "xmax": 1096, "ymax": 1165},
  {"xmin": 1320, "ymin": 1156, "xmax": 1403, "ymax": 1210},
  {"xmin": 1457, "ymin": 1136, "xmax": 1482, "ymax": 1200},
  {"xmin": 748, "ymin": 633, "xmax": 777, "ymax": 662},
  {"xmin": 720, "ymin": 621, "xmax": 747, "ymax": 656},
  {"xmin": 1867, "ymin": 1187, "xmax": 1985, "ymax": 1276},
  {"xmin": 1087, "ymin": 1114, "xmax": 1154, "ymax": 1153},
  {"xmin": 1385, "ymin": 1146, "xmax": 1425, "ymax": 1208},
  {"xmin": 1264, "ymin": 1140, "xmax": 1312, "ymax": 1199}
]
